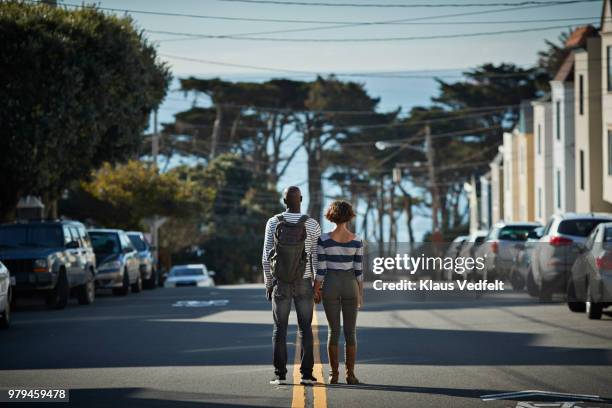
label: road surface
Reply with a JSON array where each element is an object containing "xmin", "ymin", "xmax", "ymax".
[{"xmin": 1, "ymin": 284, "xmax": 611, "ymax": 407}]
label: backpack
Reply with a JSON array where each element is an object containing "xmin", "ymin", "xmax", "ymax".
[{"xmin": 269, "ymin": 214, "xmax": 309, "ymax": 283}]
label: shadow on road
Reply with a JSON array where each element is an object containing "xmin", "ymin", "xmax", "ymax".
[
  {"xmin": 44, "ymin": 387, "xmax": 280, "ymax": 408},
  {"xmin": 2, "ymin": 286, "xmax": 612, "ymax": 371}
]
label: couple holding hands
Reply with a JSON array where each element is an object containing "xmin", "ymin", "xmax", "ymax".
[{"xmin": 262, "ymin": 186, "xmax": 364, "ymax": 386}]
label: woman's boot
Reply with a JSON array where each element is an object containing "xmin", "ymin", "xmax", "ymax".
[
  {"xmin": 345, "ymin": 345, "xmax": 360, "ymax": 384},
  {"xmin": 328, "ymin": 345, "xmax": 339, "ymax": 384}
]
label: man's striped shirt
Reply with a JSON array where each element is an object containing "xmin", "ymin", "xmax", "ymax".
[
  {"xmin": 262, "ymin": 211, "xmax": 321, "ymax": 288},
  {"xmin": 316, "ymin": 232, "xmax": 364, "ymax": 282}
]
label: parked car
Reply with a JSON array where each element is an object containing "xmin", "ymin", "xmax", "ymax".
[
  {"xmin": 456, "ymin": 230, "xmax": 488, "ymax": 279},
  {"xmin": 126, "ymin": 231, "xmax": 158, "ymax": 289},
  {"xmin": 89, "ymin": 229, "xmax": 141, "ymax": 296},
  {"xmin": 444, "ymin": 235, "xmax": 469, "ymax": 280},
  {"xmin": 0, "ymin": 220, "xmax": 96, "ymax": 309},
  {"xmin": 529, "ymin": 213, "xmax": 612, "ymax": 300},
  {"xmin": 164, "ymin": 264, "xmax": 215, "ymax": 288},
  {"xmin": 476, "ymin": 222, "xmax": 541, "ymax": 281},
  {"xmin": 508, "ymin": 227, "xmax": 544, "ymax": 291},
  {"xmin": 568, "ymin": 222, "xmax": 612, "ymax": 319},
  {"xmin": 0, "ymin": 261, "xmax": 12, "ymax": 329}
]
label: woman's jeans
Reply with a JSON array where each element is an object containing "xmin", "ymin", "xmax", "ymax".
[
  {"xmin": 322, "ymin": 270, "xmax": 359, "ymax": 347},
  {"xmin": 272, "ymin": 278, "xmax": 314, "ymax": 378}
]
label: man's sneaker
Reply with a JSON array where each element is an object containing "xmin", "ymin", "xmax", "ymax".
[
  {"xmin": 270, "ymin": 375, "xmax": 287, "ymax": 385},
  {"xmin": 300, "ymin": 375, "xmax": 318, "ymax": 385}
]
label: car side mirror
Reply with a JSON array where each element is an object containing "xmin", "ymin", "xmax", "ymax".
[
  {"xmin": 66, "ymin": 240, "xmax": 79, "ymax": 249},
  {"xmin": 208, "ymin": 270, "xmax": 216, "ymax": 277}
]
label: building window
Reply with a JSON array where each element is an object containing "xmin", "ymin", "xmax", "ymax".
[
  {"xmin": 608, "ymin": 130, "xmax": 612, "ymax": 175},
  {"xmin": 538, "ymin": 187, "xmax": 542, "ymax": 218},
  {"xmin": 556, "ymin": 100, "xmax": 561, "ymax": 141},
  {"xmin": 580, "ymin": 149, "xmax": 585, "ymax": 191},
  {"xmin": 579, "ymin": 74, "xmax": 584, "ymax": 115},
  {"xmin": 556, "ymin": 169, "xmax": 561, "ymax": 209},
  {"xmin": 608, "ymin": 46, "xmax": 612, "ymax": 92}
]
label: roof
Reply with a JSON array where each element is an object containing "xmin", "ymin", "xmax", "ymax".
[
  {"xmin": 88, "ymin": 228, "xmax": 124, "ymax": 234},
  {"xmin": 564, "ymin": 25, "xmax": 597, "ymax": 49},
  {"xmin": 553, "ymin": 212, "xmax": 612, "ymax": 220},
  {"xmin": 531, "ymin": 92, "xmax": 551, "ymax": 105},
  {"xmin": 553, "ymin": 52, "xmax": 575, "ymax": 82}
]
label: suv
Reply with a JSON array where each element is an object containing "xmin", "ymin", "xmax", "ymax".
[
  {"xmin": 529, "ymin": 213, "xmax": 612, "ymax": 300},
  {"xmin": 89, "ymin": 229, "xmax": 141, "ymax": 296},
  {"xmin": 126, "ymin": 231, "xmax": 157, "ymax": 289},
  {"xmin": 0, "ymin": 220, "xmax": 96, "ymax": 309},
  {"xmin": 476, "ymin": 222, "xmax": 541, "ymax": 281}
]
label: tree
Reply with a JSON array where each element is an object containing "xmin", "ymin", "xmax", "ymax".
[
  {"xmin": 0, "ymin": 2, "xmax": 171, "ymax": 220},
  {"xmin": 72, "ymin": 160, "xmax": 212, "ymax": 229}
]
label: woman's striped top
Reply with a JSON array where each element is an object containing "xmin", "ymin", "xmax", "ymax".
[{"xmin": 316, "ymin": 232, "xmax": 364, "ymax": 282}]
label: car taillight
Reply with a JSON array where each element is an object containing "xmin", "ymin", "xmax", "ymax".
[
  {"xmin": 596, "ymin": 255, "xmax": 612, "ymax": 270},
  {"xmin": 491, "ymin": 241, "xmax": 498, "ymax": 254},
  {"xmin": 549, "ymin": 236, "xmax": 573, "ymax": 246}
]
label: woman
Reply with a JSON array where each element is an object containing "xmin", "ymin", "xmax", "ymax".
[{"xmin": 314, "ymin": 200, "xmax": 363, "ymax": 385}]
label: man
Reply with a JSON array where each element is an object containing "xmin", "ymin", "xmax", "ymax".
[{"xmin": 262, "ymin": 186, "xmax": 321, "ymax": 385}]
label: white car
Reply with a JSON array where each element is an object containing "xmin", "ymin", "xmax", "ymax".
[
  {"xmin": 164, "ymin": 264, "xmax": 215, "ymax": 288},
  {"xmin": 529, "ymin": 213, "xmax": 612, "ymax": 300},
  {"xmin": 0, "ymin": 261, "xmax": 12, "ymax": 329}
]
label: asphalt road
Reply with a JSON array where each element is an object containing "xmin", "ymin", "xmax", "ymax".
[{"xmin": 1, "ymin": 284, "xmax": 612, "ymax": 408}]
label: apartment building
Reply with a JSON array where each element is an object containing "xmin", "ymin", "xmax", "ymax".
[
  {"xmin": 532, "ymin": 95, "xmax": 554, "ymax": 224},
  {"xmin": 575, "ymin": 28, "xmax": 612, "ymax": 212},
  {"xmin": 601, "ymin": 1, "xmax": 612, "ymax": 204}
]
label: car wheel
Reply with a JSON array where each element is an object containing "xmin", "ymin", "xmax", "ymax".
[
  {"xmin": 526, "ymin": 268, "xmax": 539, "ymax": 298},
  {"xmin": 0, "ymin": 288, "xmax": 11, "ymax": 329},
  {"xmin": 112, "ymin": 270, "xmax": 130, "ymax": 296},
  {"xmin": 566, "ymin": 278, "xmax": 585, "ymax": 313},
  {"xmin": 131, "ymin": 274, "xmax": 142, "ymax": 293},
  {"xmin": 77, "ymin": 270, "xmax": 95, "ymax": 305},
  {"xmin": 46, "ymin": 269, "xmax": 69, "ymax": 310},
  {"xmin": 586, "ymin": 284, "xmax": 603, "ymax": 320}
]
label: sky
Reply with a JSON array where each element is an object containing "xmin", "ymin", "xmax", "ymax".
[{"xmin": 53, "ymin": 0, "xmax": 604, "ymax": 239}]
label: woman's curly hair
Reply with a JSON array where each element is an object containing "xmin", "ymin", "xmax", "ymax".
[{"xmin": 325, "ymin": 200, "xmax": 356, "ymax": 224}]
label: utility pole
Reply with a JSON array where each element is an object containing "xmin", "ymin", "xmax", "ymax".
[
  {"xmin": 150, "ymin": 108, "xmax": 161, "ymax": 276},
  {"xmin": 152, "ymin": 108, "xmax": 159, "ymax": 166},
  {"xmin": 425, "ymin": 122, "xmax": 440, "ymax": 235}
]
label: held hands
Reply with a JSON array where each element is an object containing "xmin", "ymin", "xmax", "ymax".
[
  {"xmin": 313, "ymin": 280, "xmax": 322, "ymax": 304},
  {"xmin": 313, "ymin": 287, "xmax": 322, "ymax": 304}
]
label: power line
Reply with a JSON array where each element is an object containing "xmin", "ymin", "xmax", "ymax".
[
  {"xmin": 215, "ymin": 0, "xmax": 598, "ymax": 8},
  {"xmin": 153, "ymin": 23, "xmax": 582, "ymax": 42}
]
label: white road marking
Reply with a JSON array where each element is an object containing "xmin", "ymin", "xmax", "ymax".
[{"xmin": 481, "ymin": 390, "xmax": 604, "ymax": 402}]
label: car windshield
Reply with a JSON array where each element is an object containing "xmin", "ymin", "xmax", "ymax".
[
  {"xmin": 127, "ymin": 234, "xmax": 147, "ymax": 251},
  {"xmin": 89, "ymin": 232, "xmax": 120, "ymax": 254},
  {"xmin": 558, "ymin": 219, "xmax": 609, "ymax": 237},
  {"xmin": 498, "ymin": 226, "xmax": 538, "ymax": 241},
  {"xmin": 0, "ymin": 225, "xmax": 63, "ymax": 248},
  {"xmin": 171, "ymin": 267, "xmax": 204, "ymax": 277}
]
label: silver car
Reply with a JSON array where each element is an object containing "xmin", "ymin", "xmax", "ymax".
[
  {"xmin": 568, "ymin": 222, "xmax": 612, "ymax": 319},
  {"xmin": 0, "ymin": 261, "xmax": 12, "ymax": 329},
  {"xmin": 164, "ymin": 264, "xmax": 215, "ymax": 288},
  {"xmin": 89, "ymin": 229, "xmax": 141, "ymax": 296},
  {"xmin": 476, "ymin": 222, "xmax": 541, "ymax": 281},
  {"xmin": 529, "ymin": 213, "xmax": 612, "ymax": 301},
  {"xmin": 457, "ymin": 230, "xmax": 488, "ymax": 279}
]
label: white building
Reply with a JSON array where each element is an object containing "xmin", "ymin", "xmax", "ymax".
[
  {"xmin": 551, "ymin": 53, "xmax": 576, "ymax": 213},
  {"xmin": 532, "ymin": 95, "xmax": 554, "ymax": 223}
]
